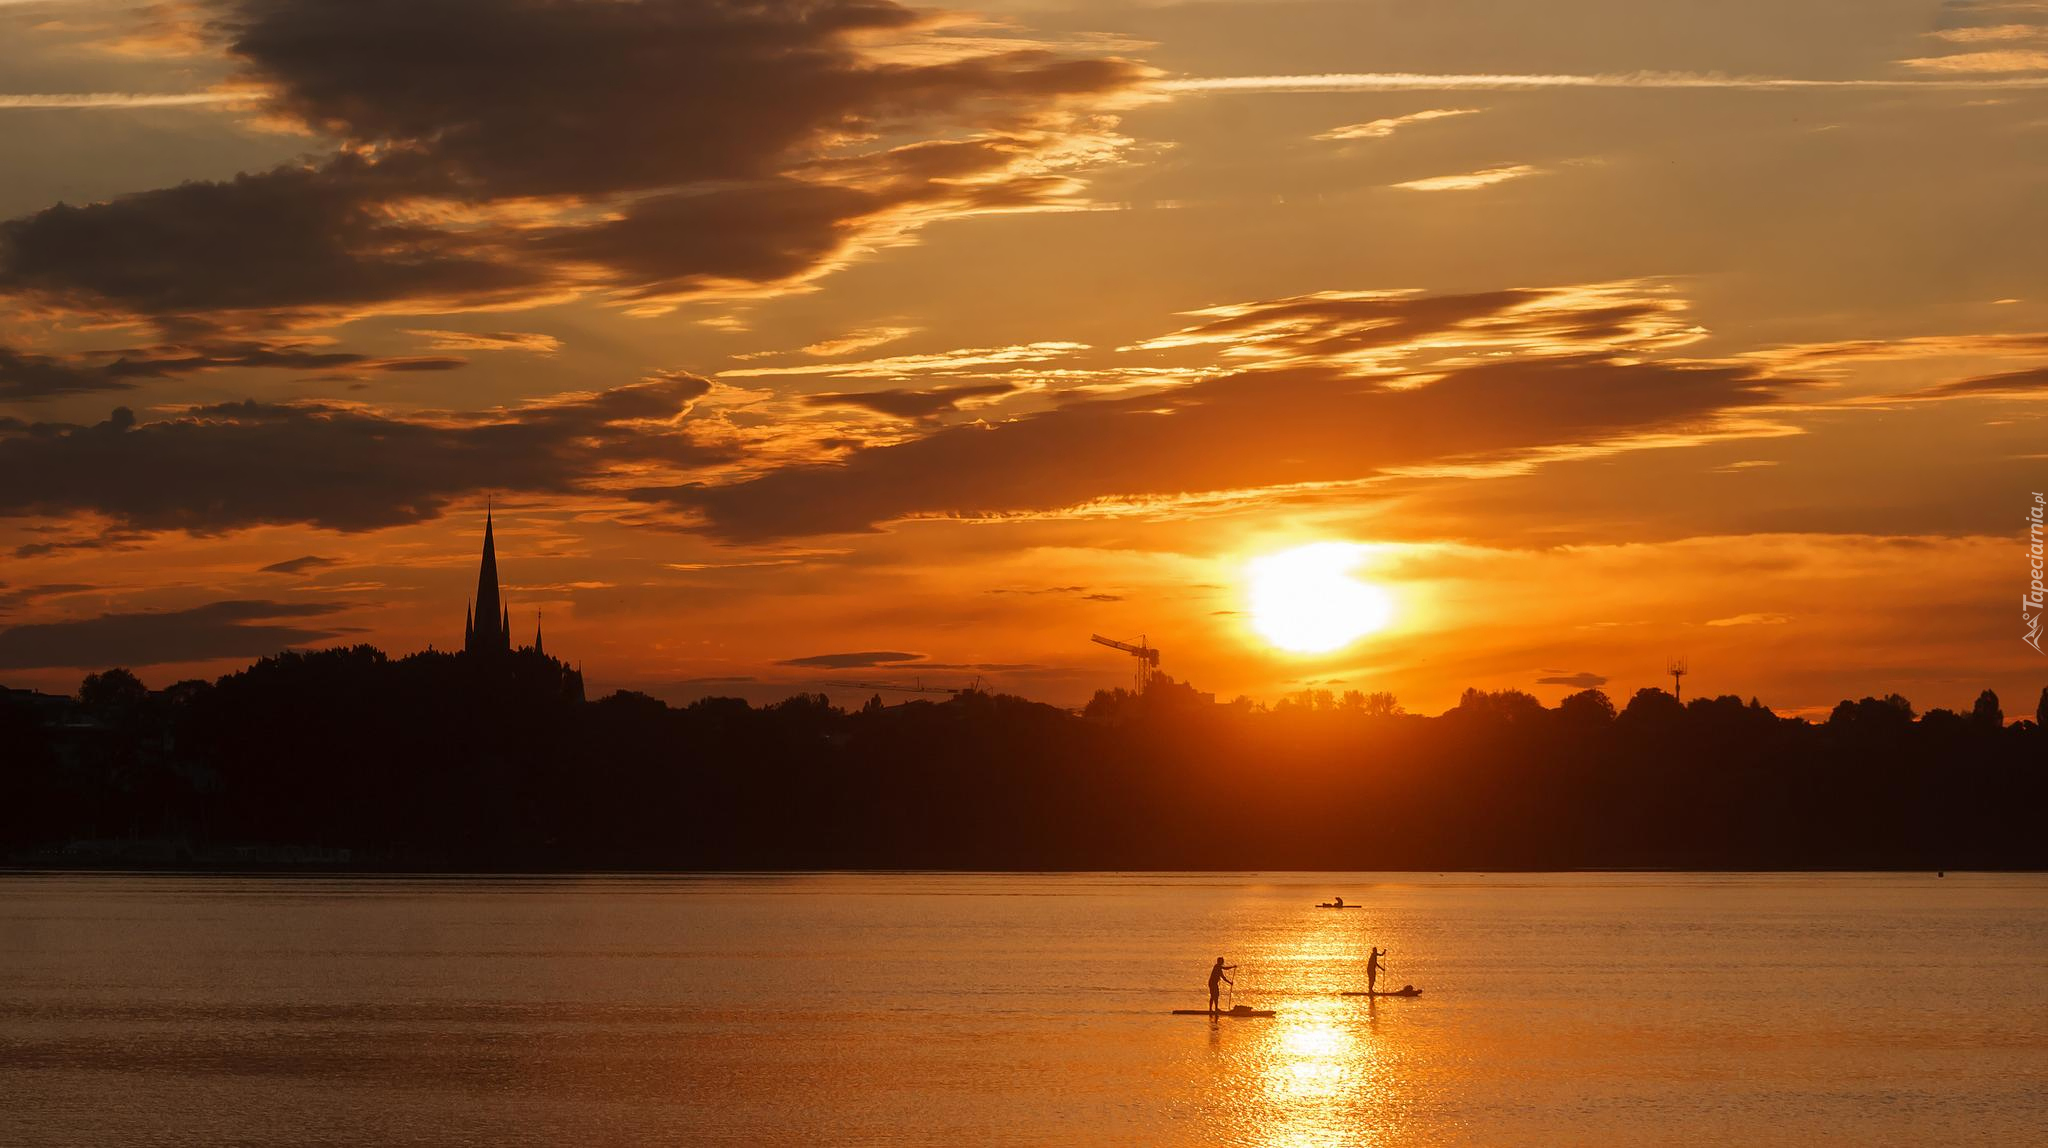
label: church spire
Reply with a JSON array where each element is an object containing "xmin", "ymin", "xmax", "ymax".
[
  {"xmin": 465, "ymin": 502, "xmax": 509, "ymax": 653},
  {"xmin": 534, "ymin": 611, "xmax": 544, "ymax": 657}
]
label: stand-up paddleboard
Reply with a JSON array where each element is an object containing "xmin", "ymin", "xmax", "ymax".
[
  {"xmin": 1339, "ymin": 987, "xmax": 1422, "ymax": 998},
  {"xmin": 1172, "ymin": 1005, "xmax": 1276, "ymax": 1017},
  {"xmin": 1316, "ymin": 903, "xmax": 1363, "ymax": 909}
]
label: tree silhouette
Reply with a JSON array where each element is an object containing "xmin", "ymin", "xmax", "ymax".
[
  {"xmin": 4, "ymin": 653, "xmax": 2044, "ymax": 869},
  {"xmin": 1971, "ymin": 689, "xmax": 2003, "ymax": 729},
  {"xmin": 1558, "ymin": 688, "xmax": 1617, "ymax": 727},
  {"xmin": 79, "ymin": 668, "xmax": 150, "ymax": 714}
]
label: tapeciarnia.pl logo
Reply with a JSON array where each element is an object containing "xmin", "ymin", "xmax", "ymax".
[{"xmin": 2028, "ymin": 492, "xmax": 2045, "ymax": 654}]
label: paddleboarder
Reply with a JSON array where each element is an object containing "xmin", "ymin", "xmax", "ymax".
[
  {"xmin": 1366, "ymin": 946, "xmax": 1386, "ymax": 994},
  {"xmin": 1208, "ymin": 957, "xmax": 1237, "ymax": 1015}
]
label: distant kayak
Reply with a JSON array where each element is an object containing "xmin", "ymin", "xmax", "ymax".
[
  {"xmin": 1316, "ymin": 903, "xmax": 1363, "ymax": 908},
  {"xmin": 1340, "ymin": 987, "xmax": 1422, "ymax": 997},
  {"xmin": 1172, "ymin": 1005, "xmax": 1276, "ymax": 1017}
]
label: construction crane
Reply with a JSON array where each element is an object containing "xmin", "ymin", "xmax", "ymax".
[{"xmin": 1090, "ymin": 633, "xmax": 1160, "ymax": 690}]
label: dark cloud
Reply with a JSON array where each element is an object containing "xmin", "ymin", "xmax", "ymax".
[
  {"xmin": 224, "ymin": 0, "xmax": 1137, "ymax": 197},
  {"xmin": 371, "ymin": 357, "xmax": 467, "ymax": 372},
  {"xmin": 0, "ymin": 0, "xmax": 1147, "ymax": 331},
  {"xmin": 1, "ymin": 346, "xmax": 139, "ymax": 402},
  {"xmin": 776, "ymin": 651, "xmax": 926, "ymax": 669},
  {"xmin": 0, "ymin": 599, "xmax": 349, "ymax": 670},
  {"xmin": 648, "ymin": 284, "xmax": 1787, "ymax": 540},
  {"xmin": 0, "ymin": 160, "xmax": 539, "ymax": 322},
  {"xmin": 533, "ymin": 179, "xmax": 889, "ymax": 300},
  {"xmin": 669, "ymin": 352, "xmax": 1784, "ymax": 541},
  {"xmin": 0, "ymin": 582, "xmax": 97, "ymax": 615},
  {"xmin": 259, "ymin": 554, "xmax": 341, "ymax": 576},
  {"xmin": 0, "ymin": 336, "xmax": 465, "ymax": 402},
  {"xmin": 14, "ymin": 527, "xmax": 151, "ymax": 559},
  {"xmin": 805, "ymin": 381, "xmax": 1020, "ymax": 421},
  {"xmin": 0, "ymin": 374, "xmax": 725, "ymax": 533},
  {"xmin": 1536, "ymin": 672, "xmax": 1609, "ymax": 688}
]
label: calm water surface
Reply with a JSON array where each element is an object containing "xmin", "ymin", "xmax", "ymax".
[{"xmin": 2, "ymin": 872, "xmax": 2044, "ymax": 1146}]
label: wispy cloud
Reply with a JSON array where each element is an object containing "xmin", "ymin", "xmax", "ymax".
[
  {"xmin": 1706, "ymin": 612, "xmax": 1792, "ymax": 627},
  {"xmin": 720, "ymin": 342, "xmax": 1087, "ymax": 379},
  {"xmin": 1161, "ymin": 71, "xmax": 2048, "ymax": 93},
  {"xmin": 1898, "ymin": 49, "xmax": 2048, "ymax": 71},
  {"xmin": 1905, "ymin": 364, "xmax": 2048, "ymax": 398},
  {"xmin": 1393, "ymin": 164, "xmax": 1542, "ymax": 191},
  {"xmin": 731, "ymin": 326, "xmax": 922, "ymax": 361},
  {"xmin": 1315, "ymin": 107, "xmax": 1479, "ymax": 141},
  {"xmin": 804, "ymin": 381, "xmax": 1019, "ymax": 421},
  {"xmin": 1928, "ymin": 24, "xmax": 2046, "ymax": 42},
  {"xmin": 799, "ymin": 327, "xmax": 921, "ymax": 357},
  {"xmin": 407, "ymin": 330, "xmax": 562, "ymax": 354}
]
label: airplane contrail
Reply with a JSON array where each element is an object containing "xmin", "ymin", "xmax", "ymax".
[
  {"xmin": 0, "ymin": 92, "xmax": 240, "ymax": 109},
  {"xmin": 1159, "ymin": 71, "xmax": 2048, "ymax": 93}
]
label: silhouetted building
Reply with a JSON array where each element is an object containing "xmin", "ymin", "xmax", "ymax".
[
  {"xmin": 464, "ymin": 507, "xmax": 512, "ymax": 655},
  {"xmin": 459, "ymin": 507, "xmax": 585, "ymax": 702}
]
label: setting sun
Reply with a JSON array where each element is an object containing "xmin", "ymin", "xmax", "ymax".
[{"xmin": 1247, "ymin": 543, "xmax": 1396, "ymax": 654}]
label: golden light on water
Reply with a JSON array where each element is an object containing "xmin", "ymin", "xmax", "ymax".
[
  {"xmin": 1247, "ymin": 542, "xmax": 1396, "ymax": 654},
  {"xmin": 1237, "ymin": 997, "xmax": 1403, "ymax": 1148},
  {"xmin": 1199, "ymin": 925, "xmax": 1411, "ymax": 1148},
  {"xmin": 1267, "ymin": 1017, "xmax": 1359, "ymax": 1098}
]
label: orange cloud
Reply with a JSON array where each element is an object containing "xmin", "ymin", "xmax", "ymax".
[
  {"xmin": 1898, "ymin": 49, "xmax": 2048, "ymax": 71},
  {"xmin": 1392, "ymin": 164, "xmax": 1543, "ymax": 191},
  {"xmin": 1315, "ymin": 108, "xmax": 1480, "ymax": 140}
]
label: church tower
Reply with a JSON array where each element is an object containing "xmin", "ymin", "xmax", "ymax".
[{"xmin": 464, "ymin": 507, "xmax": 511, "ymax": 654}]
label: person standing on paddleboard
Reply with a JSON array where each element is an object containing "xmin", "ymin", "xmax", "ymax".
[
  {"xmin": 1208, "ymin": 957, "xmax": 1237, "ymax": 1015},
  {"xmin": 1366, "ymin": 946, "xmax": 1386, "ymax": 994}
]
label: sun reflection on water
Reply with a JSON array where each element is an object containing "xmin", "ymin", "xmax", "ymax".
[
  {"xmin": 1264, "ymin": 1011, "xmax": 1362, "ymax": 1101},
  {"xmin": 1210, "ymin": 926, "xmax": 1413, "ymax": 1148}
]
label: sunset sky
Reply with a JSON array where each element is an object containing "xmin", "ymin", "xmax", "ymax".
[{"xmin": 1, "ymin": 0, "xmax": 2044, "ymax": 715}]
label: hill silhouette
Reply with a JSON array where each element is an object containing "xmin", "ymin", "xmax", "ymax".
[{"xmin": 4, "ymin": 649, "xmax": 2043, "ymax": 869}]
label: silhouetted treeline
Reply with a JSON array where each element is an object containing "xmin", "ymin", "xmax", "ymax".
[{"xmin": 4, "ymin": 647, "xmax": 2045, "ymax": 869}]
